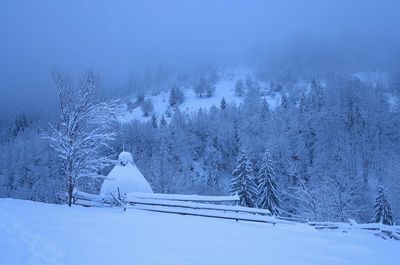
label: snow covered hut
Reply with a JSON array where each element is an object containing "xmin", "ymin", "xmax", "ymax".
[{"xmin": 100, "ymin": 151, "xmax": 153, "ymax": 195}]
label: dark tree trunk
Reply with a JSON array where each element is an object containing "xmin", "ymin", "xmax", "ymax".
[{"xmin": 67, "ymin": 180, "xmax": 74, "ymax": 207}]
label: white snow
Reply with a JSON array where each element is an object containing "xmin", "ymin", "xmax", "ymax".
[
  {"xmin": 385, "ymin": 93, "xmax": 398, "ymax": 111},
  {"xmin": 117, "ymin": 151, "xmax": 134, "ymax": 166},
  {"xmin": 0, "ymin": 199, "xmax": 398, "ymax": 265},
  {"xmin": 100, "ymin": 152, "xmax": 153, "ymax": 195}
]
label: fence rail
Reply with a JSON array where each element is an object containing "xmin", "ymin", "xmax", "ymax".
[{"xmin": 127, "ymin": 197, "xmax": 271, "ymax": 216}]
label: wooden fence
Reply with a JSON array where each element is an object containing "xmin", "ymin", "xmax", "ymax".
[{"xmin": 74, "ymin": 191, "xmax": 400, "ymax": 240}]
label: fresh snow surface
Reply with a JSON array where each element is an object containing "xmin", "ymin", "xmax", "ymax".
[
  {"xmin": 100, "ymin": 152, "xmax": 153, "ymax": 195},
  {"xmin": 1, "ymin": 199, "xmax": 398, "ymax": 265}
]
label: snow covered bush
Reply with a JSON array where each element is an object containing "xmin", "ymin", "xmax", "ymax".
[{"xmin": 110, "ymin": 188, "xmax": 128, "ymax": 211}]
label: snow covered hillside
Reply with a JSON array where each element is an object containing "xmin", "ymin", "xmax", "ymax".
[
  {"xmin": 1, "ymin": 199, "xmax": 398, "ymax": 265},
  {"xmin": 119, "ymin": 67, "xmax": 398, "ymax": 124},
  {"xmin": 119, "ymin": 67, "xmax": 281, "ymax": 123}
]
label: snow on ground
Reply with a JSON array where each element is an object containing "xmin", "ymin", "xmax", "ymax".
[
  {"xmin": 119, "ymin": 66, "xmax": 280, "ymax": 123},
  {"xmin": 1, "ymin": 199, "xmax": 398, "ymax": 265}
]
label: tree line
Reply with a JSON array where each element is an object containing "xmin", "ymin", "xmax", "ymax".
[{"xmin": 0, "ymin": 70, "xmax": 398, "ymax": 224}]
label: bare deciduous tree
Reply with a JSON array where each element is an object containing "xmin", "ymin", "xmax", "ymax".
[{"xmin": 45, "ymin": 69, "xmax": 120, "ymax": 206}]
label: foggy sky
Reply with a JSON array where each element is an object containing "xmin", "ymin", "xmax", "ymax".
[{"xmin": 1, "ymin": 0, "xmax": 400, "ymax": 117}]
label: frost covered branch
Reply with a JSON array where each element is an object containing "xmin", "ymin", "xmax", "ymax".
[{"xmin": 44, "ymin": 69, "xmax": 120, "ymax": 206}]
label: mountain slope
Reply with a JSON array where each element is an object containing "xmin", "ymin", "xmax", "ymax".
[{"xmin": 118, "ymin": 67, "xmax": 281, "ymax": 123}]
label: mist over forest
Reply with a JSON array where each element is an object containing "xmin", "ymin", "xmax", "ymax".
[
  {"xmin": 1, "ymin": 0, "xmax": 400, "ymax": 225},
  {"xmin": 1, "ymin": 0, "xmax": 399, "ymax": 117}
]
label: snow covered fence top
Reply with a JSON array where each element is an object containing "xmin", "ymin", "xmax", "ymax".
[
  {"xmin": 128, "ymin": 197, "xmax": 270, "ymax": 215},
  {"xmin": 74, "ymin": 191, "xmax": 239, "ymax": 205},
  {"xmin": 126, "ymin": 192, "xmax": 240, "ymax": 202}
]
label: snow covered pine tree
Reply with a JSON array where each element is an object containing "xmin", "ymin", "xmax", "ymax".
[
  {"xmin": 230, "ymin": 152, "xmax": 257, "ymax": 207},
  {"xmin": 169, "ymin": 85, "xmax": 184, "ymax": 107},
  {"xmin": 373, "ymin": 185, "xmax": 394, "ymax": 225},
  {"xmin": 257, "ymin": 151, "xmax": 280, "ymax": 215},
  {"xmin": 257, "ymin": 151, "xmax": 281, "ymax": 215}
]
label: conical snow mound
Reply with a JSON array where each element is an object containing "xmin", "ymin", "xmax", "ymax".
[{"xmin": 100, "ymin": 152, "xmax": 153, "ymax": 196}]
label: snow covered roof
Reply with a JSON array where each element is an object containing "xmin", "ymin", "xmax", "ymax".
[{"xmin": 100, "ymin": 152, "xmax": 153, "ymax": 195}]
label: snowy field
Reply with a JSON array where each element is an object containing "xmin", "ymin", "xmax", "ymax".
[{"xmin": 0, "ymin": 199, "xmax": 398, "ymax": 265}]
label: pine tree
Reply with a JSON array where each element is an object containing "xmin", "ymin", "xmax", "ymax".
[
  {"xmin": 280, "ymin": 94, "xmax": 289, "ymax": 110},
  {"xmin": 151, "ymin": 114, "xmax": 158, "ymax": 128},
  {"xmin": 230, "ymin": 152, "xmax": 257, "ymax": 207},
  {"xmin": 205, "ymin": 70, "xmax": 218, "ymax": 98},
  {"xmin": 257, "ymin": 151, "xmax": 280, "ymax": 215},
  {"xmin": 8, "ymin": 112, "xmax": 29, "ymax": 141},
  {"xmin": 141, "ymin": 98, "xmax": 154, "ymax": 117},
  {"xmin": 260, "ymin": 98, "xmax": 269, "ymax": 119},
  {"xmin": 169, "ymin": 86, "xmax": 177, "ymax": 107},
  {"xmin": 373, "ymin": 185, "xmax": 394, "ymax": 225},
  {"xmin": 309, "ymin": 78, "xmax": 324, "ymax": 112},
  {"xmin": 176, "ymin": 86, "xmax": 184, "ymax": 104},
  {"xmin": 235, "ymin": 79, "xmax": 244, "ymax": 97},
  {"xmin": 194, "ymin": 76, "xmax": 207, "ymax": 98},
  {"xmin": 169, "ymin": 86, "xmax": 184, "ymax": 107},
  {"xmin": 220, "ymin": 97, "xmax": 226, "ymax": 110},
  {"xmin": 245, "ymin": 77, "xmax": 254, "ymax": 90},
  {"xmin": 159, "ymin": 114, "xmax": 167, "ymax": 127},
  {"xmin": 205, "ymin": 82, "xmax": 216, "ymax": 98}
]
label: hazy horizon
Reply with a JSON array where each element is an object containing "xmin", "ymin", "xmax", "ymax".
[{"xmin": 1, "ymin": 0, "xmax": 400, "ymax": 117}]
